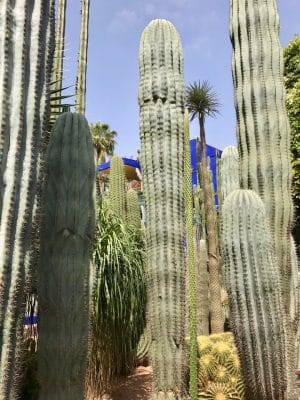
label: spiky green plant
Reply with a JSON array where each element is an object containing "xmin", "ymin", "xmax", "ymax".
[
  {"xmin": 126, "ymin": 188, "xmax": 141, "ymax": 228},
  {"xmin": 0, "ymin": 3, "xmax": 54, "ymax": 398},
  {"xmin": 109, "ymin": 155, "xmax": 127, "ymax": 220},
  {"xmin": 86, "ymin": 201, "xmax": 146, "ymax": 398},
  {"xmin": 139, "ymin": 19, "xmax": 187, "ymax": 399},
  {"xmin": 76, "ymin": 0, "xmax": 90, "ymax": 115},
  {"xmin": 221, "ymin": 189, "xmax": 296, "ymax": 400},
  {"xmin": 38, "ymin": 112, "xmax": 96, "ymax": 400},
  {"xmin": 195, "ymin": 238, "xmax": 209, "ymax": 335}
]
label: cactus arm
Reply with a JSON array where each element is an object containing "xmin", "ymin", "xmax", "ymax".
[
  {"xmin": 0, "ymin": 2, "xmax": 54, "ymax": 398},
  {"xmin": 139, "ymin": 19, "xmax": 187, "ymax": 399},
  {"xmin": 38, "ymin": 113, "xmax": 96, "ymax": 400},
  {"xmin": 76, "ymin": 0, "xmax": 90, "ymax": 115}
]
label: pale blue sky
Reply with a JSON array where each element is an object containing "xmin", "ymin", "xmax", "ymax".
[{"xmin": 62, "ymin": 0, "xmax": 299, "ymax": 158}]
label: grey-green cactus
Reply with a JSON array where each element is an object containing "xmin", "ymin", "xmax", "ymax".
[
  {"xmin": 126, "ymin": 188, "xmax": 141, "ymax": 228},
  {"xmin": 76, "ymin": 0, "xmax": 90, "ymax": 115},
  {"xmin": 0, "ymin": 2, "xmax": 54, "ymax": 398},
  {"xmin": 38, "ymin": 112, "xmax": 96, "ymax": 400},
  {"xmin": 138, "ymin": 19, "xmax": 187, "ymax": 400},
  {"xmin": 109, "ymin": 155, "xmax": 127, "ymax": 221},
  {"xmin": 52, "ymin": 0, "xmax": 67, "ymax": 110},
  {"xmin": 221, "ymin": 189, "xmax": 297, "ymax": 400},
  {"xmin": 230, "ymin": 0, "xmax": 294, "ymax": 309},
  {"xmin": 219, "ymin": 145, "xmax": 239, "ymax": 204}
]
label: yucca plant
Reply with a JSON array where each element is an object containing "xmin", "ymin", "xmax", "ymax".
[{"xmin": 86, "ymin": 201, "xmax": 146, "ymax": 399}]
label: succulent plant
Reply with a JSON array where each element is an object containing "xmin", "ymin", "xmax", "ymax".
[
  {"xmin": 0, "ymin": 2, "xmax": 55, "ymax": 398},
  {"xmin": 126, "ymin": 188, "xmax": 141, "ymax": 228},
  {"xmin": 109, "ymin": 156, "xmax": 127, "ymax": 221},
  {"xmin": 38, "ymin": 112, "xmax": 96, "ymax": 400},
  {"xmin": 219, "ymin": 145, "xmax": 239, "ymax": 205},
  {"xmin": 221, "ymin": 189, "xmax": 297, "ymax": 399},
  {"xmin": 138, "ymin": 19, "xmax": 187, "ymax": 399}
]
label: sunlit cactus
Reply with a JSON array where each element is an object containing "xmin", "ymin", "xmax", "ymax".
[
  {"xmin": 126, "ymin": 188, "xmax": 141, "ymax": 228},
  {"xmin": 219, "ymin": 145, "xmax": 239, "ymax": 204},
  {"xmin": 0, "ymin": 2, "xmax": 55, "ymax": 398},
  {"xmin": 221, "ymin": 189, "xmax": 296, "ymax": 399},
  {"xmin": 138, "ymin": 19, "xmax": 187, "ymax": 399},
  {"xmin": 109, "ymin": 156, "xmax": 127, "ymax": 221},
  {"xmin": 38, "ymin": 113, "xmax": 96, "ymax": 400}
]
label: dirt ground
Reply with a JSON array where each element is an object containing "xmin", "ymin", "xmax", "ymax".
[{"xmin": 101, "ymin": 366, "xmax": 153, "ymax": 400}]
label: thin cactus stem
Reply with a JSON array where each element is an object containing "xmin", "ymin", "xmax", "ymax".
[
  {"xmin": 76, "ymin": 0, "xmax": 90, "ymax": 115},
  {"xmin": 109, "ymin": 156, "xmax": 127, "ymax": 221}
]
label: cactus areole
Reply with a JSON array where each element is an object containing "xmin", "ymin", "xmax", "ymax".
[{"xmin": 138, "ymin": 19, "xmax": 187, "ymax": 399}]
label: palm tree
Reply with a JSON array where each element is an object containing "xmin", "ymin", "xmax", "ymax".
[
  {"xmin": 90, "ymin": 122, "xmax": 117, "ymax": 163},
  {"xmin": 186, "ymin": 80, "xmax": 223, "ymax": 333}
]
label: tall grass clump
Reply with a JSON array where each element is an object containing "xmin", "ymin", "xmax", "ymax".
[{"xmin": 86, "ymin": 200, "xmax": 146, "ymax": 398}]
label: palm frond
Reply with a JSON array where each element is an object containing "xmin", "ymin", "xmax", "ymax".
[{"xmin": 186, "ymin": 80, "xmax": 220, "ymax": 121}]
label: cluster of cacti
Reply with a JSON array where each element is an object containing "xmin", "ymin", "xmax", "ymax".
[
  {"xmin": 195, "ymin": 333, "xmax": 245, "ymax": 399},
  {"xmin": 38, "ymin": 113, "xmax": 96, "ymax": 400},
  {"xmin": 138, "ymin": 19, "xmax": 187, "ymax": 399},
  {"xmin": 221, "ymin": 0, "xmax": 299, "ymax": 398},
  {"xmin": 109, "ymin": 155, "xmax": 127, "ymax": 220},
  {"xmin": 221, "ymin": 190, "xmax": 294, "ymax": 399},
  {"xmin": 0, "ymin": 2, "xmax": 55, "ymax": 398},
  {"xmin": 76, "ymin": 0, "xmax": 90, "ymax": 115}
]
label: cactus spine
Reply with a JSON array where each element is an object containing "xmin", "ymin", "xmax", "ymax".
[
  {"xmin": 38, "ymin": 113, "xmax": 96, "ymax": 400},
  {"xmin": 126, "ymin": 188, "xmax": 141, "ymax": 228},
  {"xmin": 219, "ymin": 146, "xmax": 239, "ymax": 203},
  {"xmin": 138, "ymin": 19, "xmax": 187, "ymax": 399},
  {"xmin": 0, "ymin": 2, "xmax": 54, "ymax": 398},
  {"xmin": 195, "ymin": 239, "xmax": 209, "ymax": 335},
  {"xmin": 76, "ymin": 0, "xmax": 90, "ymax": 115},
  {"xmin": 221, "ymin": 189, "xmax": 296, "ymax": 400},
  {"xmin": 184, "ymin": 109, "xmax": 197, "ymax": 399},
  {"xmin": 109, "ymin": 155, "xmax": 127, "ymax": 221},
  {"xmin": 230, "ymin": 0, "xmax": 294, "ymax": 308}
]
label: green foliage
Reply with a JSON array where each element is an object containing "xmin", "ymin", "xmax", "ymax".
[
  {"xmin": 196, "ymin": 333, "xmax": 245, "ymax": 399},
  {"xmin": 284, "ymin": 35, "xmax": 300, "ymax": 248},
  {"xmin": 86, "ymin": 200, "xmax": 146, "ymax": 398},
  {"xmin": 186, "ymin": 81, "xmax": 220, "ymax": 121}
]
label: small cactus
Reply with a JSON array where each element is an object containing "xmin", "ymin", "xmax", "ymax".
[{"xmin": 109, "ymin": 156, "xmax": 127, "ymax": 221}]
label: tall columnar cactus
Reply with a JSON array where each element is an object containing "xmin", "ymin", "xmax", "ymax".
[
  {"xmin": 76, "ymin": 0, "xmax": 90, "ymax": 115},
  {"xmin": 109, "ymin": 155, "xmax": 127, "ymax": 221},
  {"xmin": 184, "ymin": 109, "xmax": 197, "ymax": 399},
  {"xmin": 52, "ymin": 0, "xmax": 67, "ymax": 108},
  {"xmin": 138, "ymin": 19, "xmax": 187, "ymax": 399},
  {"xmin": 221, "ymin": 189, "xmax": 297, "ymax": 400},
  {"xmin": 0, "ymin": 2, "xmax": 54, "ymax": 398},
  {"xmin": 230, "ymin": 0, "xmax": 294, "ymax": 308},
  {"xmin": 38, "ymin": 113, "xmax": 96, "ymax": 400},
  {"xmin": 219, "ymin": 145, "xmax": 239, "ymax": 204},
  {"xmin": 195, "ymin": 239, "xmax": 209, "ymax": 336},
  {"xmin": 126, "ymin": 188, "xmax": 141, "ymax": 228}
]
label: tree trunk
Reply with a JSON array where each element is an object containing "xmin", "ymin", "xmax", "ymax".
[{"xmin": 199, "ymin": 116, "xmax": 223, "ymax": 333}]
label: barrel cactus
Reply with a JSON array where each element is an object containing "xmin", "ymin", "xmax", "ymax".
[
  {"xmin": 138, "ymin": 19, "xmax": 187, "ymax": 399},
  {"xmin": 221, "ymin": 189, "xmax": 296, "ymax": 400},
  {"xmin": 0, "ymin": 2, "xmax": 54, "ymax": 398},
  {"xmin": 38, "ymin": 113, "xmax": 96, "ymax": 400}
]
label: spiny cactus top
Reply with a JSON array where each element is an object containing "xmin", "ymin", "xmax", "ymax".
[
  {"xmin": 219, "ymin": 145, "xmax": 239, "ymax": 203},
  {"xmin": 230, "ymin": 0, "xmax": 293, "ymax": 307},
  {"xmin": 139, "ymin": 19, "xmax": 187, "ymax": 399},
  {"xmin": 0, "ymin": 2, "xmax": 55, "ymax": 398}
]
